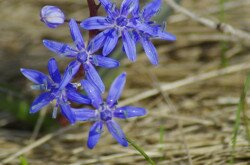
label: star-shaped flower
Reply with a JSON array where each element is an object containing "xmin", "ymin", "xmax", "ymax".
[
  {"xmin": 43, "ymin": 19, "xmax": 120, "ymax": 93},
  {"xmin": 80, "ymin": 0, "xmax": 176, "ymax": 65},
  {"xmin": 81, "ymin": 0, "xmax": 140, "ymax": 61},
  {"xmin": 131, "ymin": 0, "xmax": 176, "ymax": 65},
  {"xmin": 73, "ymin": 72, "xmax": 147, "ymax": 149},
  {"xmin": 20, "ymin": 58, "xmax": 91, "ymax": 124}
]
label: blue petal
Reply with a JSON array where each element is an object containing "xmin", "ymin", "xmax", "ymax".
[
  {"xmin": 20, "ymin": 68, "xmax": 50, "ymax": 85},
  {"xmin": 87, "ymin": 29, "xmax": 109, "ymax": 54},
  {"xmin": 114, "ymin": 106, "xmax": 147, "ymax": 119},
  {"xmin": 69, "ymin": 19, "xmax": 85, "ymax": 50},
  {"xmin": 43, "ymin": 40, "xmax": 78, "ymax": 58},
  {"xmin": 99, "ymin": 0, "xmax": 119, "ymax": 17},
  {"xmin": 30, "ymin": 92, "xmax": 53, "ymax": 113},
  {"xmin": 87, "ymin": 121, "xmax": 103, "ymax": 149},
  {"xmin": 129, "ymin": 22, "xmax": 158, "ymax": 37},
  {"xmin": 81, "ymin": 79, "xmax": 103, "ymax": 109},
  {"xmin": 102, "ymin": 29, "xmax": 118, "ymax": 56},
  {"xmin": 157, "ymin": 30, "xmax": 176, "ymax": 41},
  {"xmin": 84, "ymin": 63, "xmax": 105, "ymax": 93},
  {"xmin": 142, "ymin": 0, "xmax": 161, "ymax": 21},
  {"xmin": 140, "ymin": 36, "xmax": 158, "ymax": 65},
  {"xmin": 72, "ymin": 108, "xmax": 97, "ymax": 121},
  {"xmin": 107, "ymin": 72, "xmax": 126, "ymax": 107},
  {"xmin": 131, "ymin": 0, "xmax": 140, "ymax": 17},
  {"xmin": 106, "ymin": 120, "xmax": 128, "ymax": 147},
  {"xmin": 80, "ymin": 16, "xmax": 111, "ymax": 30},
  {"xmin": 91, "ymin": 55, "xmax": 120, "ymax": 68},
  {"xmin": 120, "ymin": 0, "xmax": 138, "ymax": 16},
  {"xmin": 60, "ymin": 103, "xmax": 76, "ymax": 124},
  {"xmin": 47, "ymin": 58, "xmax": 61, "ymax": 83},
  {"xmin": 122, "ymin": 30, "xmax": 136, "ymax": 62},
  {"xmin": 58, "ymin": 61, "xmax": 81, "ymax": 90},
  {"xmin": 67, "ymin": 89, "xmax": 91, "ymax": 104},
  {"xmin": 99, "ymin": 0, "xmax": 113, "ymax": 11}
]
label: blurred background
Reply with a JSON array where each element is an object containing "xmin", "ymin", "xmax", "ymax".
[{"xmin": 1, "ymin": 0, "xmax": 250, "ymax": 164}]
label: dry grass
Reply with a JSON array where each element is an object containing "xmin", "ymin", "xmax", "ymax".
[{"xmin": 0, "ymin": 0, "xmax": 250, "ymax": 164}]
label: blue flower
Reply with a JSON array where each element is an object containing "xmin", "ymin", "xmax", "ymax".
[
  {"xmin": 43, "ymin": 19, "xmax": 120, "ymax": 93},
  {"xmin": 80, "ymin": 0, "xmax": 176, "ymax": 65},
  {"xmin": 40, "ymin": 6, "xmax": 65, "ymax": 28},
  {"xmin": 131, "ymin": 0, "xmax": 176, "ymax": 65},
  {"xmin": 20, "ymin": 58, "xmax": 91, "ymax": 124},
  {"xmin": 73, "ymin": 72, "xmax": 147, "ymax": 149}
]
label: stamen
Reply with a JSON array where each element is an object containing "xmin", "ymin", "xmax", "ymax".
[
  {"xmin": 52, "ymin": 106, "xmax": 58, "ymax": 119},
  {"xmin": 30, "ymin": 84, "xmax": 47, "ymax": 90}
]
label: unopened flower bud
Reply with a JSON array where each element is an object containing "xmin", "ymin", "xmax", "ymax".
[{"xmin": 40, "ymin": 6, "xmax": 65, "ymax": 28}]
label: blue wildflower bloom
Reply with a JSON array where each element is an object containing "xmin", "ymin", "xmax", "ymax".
[
  {"xmin": 40, "ymin": 6, "xmax": 65, "ymax": 28},
  {"xmin": 20, "ymin": 58, "xmax": 91, "ymax": 124},
  {"xmin": 131, "ymin": 0, "xmax": 176, "ymax": 65},
  {"xmin": 73, "ymin": 72, "xmax": 147, "ymax": 149},
  {"xmin": 80, "ymin": 0, "xmax": 175, "ymax": 65},
  {"xmin": 80, "ymin": 0, "xmax": 140, "ymax": 61},
  {"xmin": 43, "ymin": 19, "xmax": 120, "ymax": 93}
]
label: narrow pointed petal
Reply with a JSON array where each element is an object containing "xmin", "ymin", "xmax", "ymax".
[
  {"xmin": 107, "ymin": 73, "xmax": 126, "ymax": 107},
  {"xmin": 60, "ymin": 103, "xmax": 76, "ymax": 124},
  {"xmin": 84, "ymin": 63, "xmax": 105, "ymax": 93},
  {"xmin": 87, "ymin": 121, "xmax": 103, "ymax": 149},
  {"xmin": 47, "ymin": 58, "xmax": 61, "ymax": 83},
  {"xmin": 87, "ymin": 29, "xmax": 109, "ymax": 54},
  {"xmin": 132, "ymin": 0, "xmax": 140, "ymax": 17},
  {"xmin": 43, "ymin": 40, "xmax": 78, "ymax": 58},
  {"xmin": 102, "ymin": 29, "xmax": 118, "ymax": 56},
  {"xmin": 99, "ymin": 0, "xmax": 119, "ymax": 17},
  {"xmin": 72, "ymin": 108, "xmax": 97, "ymax": 121},
  {"xmin": 91, "ymin": 55, "xmax": 120, "ymax": 68},
  {"xmin": 122, "ymin": 30, "xmax": 136, "ymax": 62},
  {"xmin": 140, "ymin": 37, "xmax": 158, "ymax": 65},
  {"xmin": 20, "ymin": 68, "xmax": 50, "ymax": 85},
  {"xmin": 30, "ymin": 92, "xmax": 53, "ymax": 113},
  {"xmin": 114, "ymin": 106, "xmax": 147, "ymax": 119},
  {"xmin": 128, "ymin": 22, "xmax": 158, "ymax": 37},
  {"xmin": 80, "ymin": 16, "xmax": 111, "ymax": 30},
  {"xmin": 81, "ymin": 79, "xmax": 103, "ymax": 109},
  {"xmin": 67, "ymin": 89, "xmax": 91, "ymax": 104},
  {"xmin": 106, "ymin": 120, "xmax": 128, "ymax": 147},
  {"xmin": 157, "ymin": 30, "xmax": 176, "ymax": 41},
  {"xmin": 142, "ymin": 0, "xmax": 161, "ymax": 21},
  {"xmin": 99, "ymin": 0, "xmax": 113, "ymax": 11},
  {"xmin": 121, "ymin": 0, "xmax": 138, "ymax": 16},
  {"xmin": 59, "ymin": 61, "xmax": 81, "ymax": 90},
  {"xmin": 69, "ymin": 19, "xmax": 85, "ymax": 50}
]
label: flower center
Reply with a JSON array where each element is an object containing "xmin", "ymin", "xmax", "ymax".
[
  {"xmin": 100, "ymin": 110, "xmax": 112, "ymax": 121},
  {"xmin": 116, "ymin": 16, "xmax": 128, "ymax": 27},
  {"xmin": 77, "ymin": 52, "xmax": 88, "ymax": 63}
]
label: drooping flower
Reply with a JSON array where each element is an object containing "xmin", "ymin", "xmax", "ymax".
[
  {"xmin": 43, "ymin": 19, "xmax": 120, "ymax": 93},
  {"xmin": 20, "ymin": 58, "xmax": 91, "ymax": 124},
  {"xmin": 80, "ymin": 0, "xmax": 175, "ymax": 65},
  {"xmin": 40, "ymin": 6, "xmax": 65, "ymax": 28},
  {"xmin": 73, "ymin": 72, "xmax": 147, "ymax": 149}
]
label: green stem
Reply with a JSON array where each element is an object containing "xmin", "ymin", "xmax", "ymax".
[{"xmin": 126, "ymin": 136, "xmax": 156, "ymax": 165}]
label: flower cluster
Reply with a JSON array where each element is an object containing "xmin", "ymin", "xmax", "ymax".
[{"xmin": 21, "ymin": 0, "xmax": 175, "ymax": 148}]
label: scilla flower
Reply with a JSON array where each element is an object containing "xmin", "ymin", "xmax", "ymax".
[
  {"xmin": 21, "ymin": 58, "xmax": 91, "ymax": 124},
  {"xmin": 131, "ymin": 0, "xmax": 176, "ymax": 65},
  {"xmin": 74, "ymin": 73, "xmax": 147, "ymax": 148},
  {"xmin": 43, "ymin": 19, "xmax": 120, "ymax": 93},
  {"xmin": 40, "ymin": 5, "xmax": 65, "ymax": 28},
  {"xmin": 81, "ymin": 0, "xmax": 175, "ymax": 65}
]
